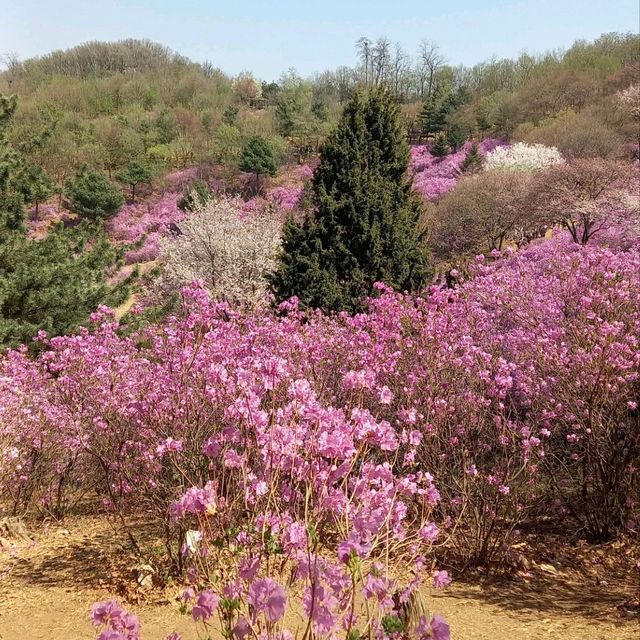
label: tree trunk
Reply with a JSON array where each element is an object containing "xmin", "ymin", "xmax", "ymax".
[{"xmin": 131, "ymin": 184, "xmax": 136, "ymax": 202}]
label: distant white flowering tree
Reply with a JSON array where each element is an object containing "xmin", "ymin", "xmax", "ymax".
[
  {"xmin": 485, "ymin": 142, "xmax": 565, "ymax": 172},
  {"xmin": 618, "ymin": 85, "xmax": 640, "ymax": 120},
  {"xmin": 157, "ymin": 195, "xmax": 282, "ymax": 306}
]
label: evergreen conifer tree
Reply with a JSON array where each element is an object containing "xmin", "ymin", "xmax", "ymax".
[
  {"xmin": 222, "ymin": 105, "xmax": 239, "ymax": 125},
  {"xmin": 446, "ymin": 124, "xmax": 466, "ymax": 152},
  {"xmin": 65, "ymin": 167, "xmax": 124, "ymax": 220},
  {"xmin": 419, "ymin": 96, "xmax": 445, "ymax": 138},
  {"xmin": 0, "ymin": 93, "xmax": 130, "ymax": 348},
  {"xmin": 431, "ymin": 135, "xmax": 449, "ymax": 157},
  {"xmin": 0, "ymin": 94, "xmax": 25, "ymax": 235},
  {"xmin": 15, "ymin": 163, "xmax": 56, "ymax": 216},
  {"xmin": 116, "ymin": 161, "xmax": 153, "ymax": 202},
  {"xmin": 269, "ymin": 85, "xmax": 430, "ymax": 312},
  {"xmin": 239, "ymin": 136, "xmax": 278, "ymax": 192},
  {"xmin": 460, "ymin": 142, "xmax": 483, "ymax": 174},
  {"xmin": 438, "ymin": 92, "xmax": 459, "ymax": 122},
  {"xmin": 0, "ymin": 223, "xmax": 131, "ymax": 347}
]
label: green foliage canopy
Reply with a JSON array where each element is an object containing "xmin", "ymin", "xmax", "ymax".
[{"xmin": 270, "ymin": 86, "xmax": 430, "ymax": 313}]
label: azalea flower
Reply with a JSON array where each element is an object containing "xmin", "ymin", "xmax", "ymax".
[{"xmin": 247, "ymin": 578, "xmax": 287, "ymax": 622}]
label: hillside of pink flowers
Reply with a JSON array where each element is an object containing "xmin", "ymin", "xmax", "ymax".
[
  {"xmin": 102, "ymin": 163, "xmax": 313, "ymax": 266},
  {"xmin": 12, "ymin": 140, "xmax": 639, "ymax": 640},
  {"xmin": 27, "ymin": 143, "xmax": 510, "ymax": 270},
  {"xmin": 409, "ymin": 138, "xmax": 505, "ymax": 201},
  {"xmin": 245, "ymin": 163, "xmax": 315, "ymax": 214},
  {"xmin": 105, "ymin": 192, "xmax": 183, "ymax": 264}
]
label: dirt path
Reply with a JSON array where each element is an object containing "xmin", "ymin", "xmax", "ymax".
[{"xmin": 0, "ymin": 517, "xmax": 637, "ymax": 640}]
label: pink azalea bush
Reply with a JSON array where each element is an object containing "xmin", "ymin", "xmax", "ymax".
[
  {"xmin": 296, "ymin": 164, "xmax": 314, "ymax": 180},
  {"xmin": 2, "ymin": 232, "xmax": 640, "ymax": 639},
  {"xmin": 409, "ymin": 139, "xmax": 505, "ymax": 202},
  {"xmin": 163, "ymin": 167, "xmax": 202, "ymax": 191},
  {"xmin": 106, "ymin": 192, "xmax": 183, "ymax": 264},
  {"xmin": 245, "ymin": 164, "xmax": 314, "ymax": 215},
  {"xmin": 2, "ymin": 233, "xmax": 638, "ymax": 545},
  {"xmin": 264, "ymin": 185, "xmax": 304, "ymax": 212}
]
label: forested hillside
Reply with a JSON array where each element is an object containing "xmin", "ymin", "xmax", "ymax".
[{"xmin": 1, "ymin": 33, "xmax": 638, "ymax": 187}]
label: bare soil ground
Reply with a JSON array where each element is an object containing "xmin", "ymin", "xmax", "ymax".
[{"xmin": 0, "ymin": 516, "xmax": 638, "ymax": 640}]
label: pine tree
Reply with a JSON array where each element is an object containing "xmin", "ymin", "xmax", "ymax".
[
  {"xmin": 65, "ymin": 167, "xmax": 124, "ymax": 220},
  {"xmin": 454, "ymin": 85, "xmax": 472, "ymax": 107},
  {"xmin": 269, "ymin": 85, "xmax": 430, "ymax": 313},
  {"xmin": 431, "ymin": 135, "xmax": 449, "ymax": 158},
  {"xmin": 476, "ymin": 110, "xmax": 493, "ymax": 135},
  {"xmin": 0, "ymin": 222, "xmax": 131, "ymax": 348},
  {"xmin": 222, "ymin": 105, "xmax": 239, "ymax": 125},
  {"xmin": 239, "ymin": 136, "xmax": 278, "ymax": 192},
  {"xmin": 460, "ymin": 142, "xmax": 483, "ymax": 174},
  {"xmin": 275, "ymin": 94, "xmax": 300, "ymax": 137},
  {"xmin": 15, "ymin": 163, "xmax": 56, "ymax": 217},
  {"xmin": 438, "ymin": 92, "xmax": 458, "ymax": 120},
  {"xmin": 0, "ymin": 94, "xmax": 25, "ymax": 235},
  {"xmin": 116, "ymin": 161, "xmax": 153, "ymax": 202},
  {"xmin": 445, "ymin": 124, "xmax": 466, "ymax": 152},
  {"xmin": 419, "ymin": 96, "xmax": 445, "ymax": 138},
  {"xmin": 0, "ymin": 94, "xmax": 130, "ymax": 348}
]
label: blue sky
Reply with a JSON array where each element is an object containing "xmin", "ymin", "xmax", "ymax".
[{"xmin": 1, "ymin": 1, "xmax": 638, "ymax": 80}]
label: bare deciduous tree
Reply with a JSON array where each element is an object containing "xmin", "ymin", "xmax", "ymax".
[
  {"xmin": 390, "ymin": 43, "xmax": 409, "ymax": 99},
  {"xmin": 429, "ymin": 171, "xmax": 538, "ymax": 262},
  {"xmin": 418, "ymin": 40, "xmax": 444, "ymax": 98},
  {"xmin": 372, "ymin": 37, "xmax": 391, "ymax": 85},
  {"xmin": 356, "ymin": 37, "xmax": 372, "ymax": 86},
  {"xmin": 531, "ymin": 159, "xmax": 639, "ymax": 244}
]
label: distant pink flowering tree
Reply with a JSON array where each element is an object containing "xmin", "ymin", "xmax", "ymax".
[{"xmin": 531, "ymin": 158, "xmax": 639, "ymax": 244}]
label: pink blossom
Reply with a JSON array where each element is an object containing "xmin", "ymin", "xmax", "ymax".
[
  {"xmin": 91, "ymin": 600, "xmax": 124, "ymax": 628},
  {"xmin": 432, "ymin": 570, "xmax": 452, "ymax": 589},
  {"xmin": 378, "ymin": 385, "xmax": 393, "ymax": 405},
  {"xmin": 232, "ymin": 617, "xmax": 251, "ymax": 640},
  {"xmin": 419, "ymin": 523, "xmax": 439, "ymax": 543},
  {"xmin": 192, "ymin": 589, "xmax": 220, "ymax": 622},
  {"xmin": 337, "ymin": 536, "xmax": 370, "ymax": 564},
  {"xmin": 303, "ymin": 584, "xmax": 338, "ymax": 634},
  {"xmin": 247, "ymin": 578, "xmax": 287, "ymax": 622},
  {"xmin": 431, "ymin": 615, "xmax": 451, "ymax": 640},
  {"xmin": 238, "ymin": 555, "xmax": 260, "ymax": 582},
  {"xmin": 171, "ymin": 483, "xmax": 217, "ymax": 518}
]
